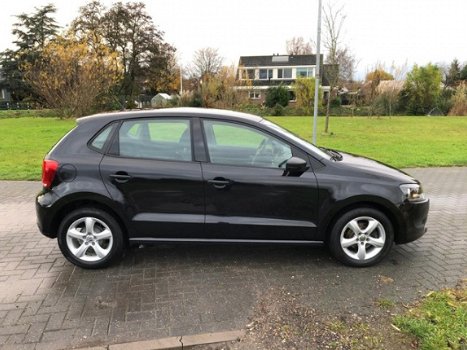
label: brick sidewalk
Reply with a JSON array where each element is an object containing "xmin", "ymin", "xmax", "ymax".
[{"xmin": 0, "ymin": 168, "xmax": 466, "ymax": 349}]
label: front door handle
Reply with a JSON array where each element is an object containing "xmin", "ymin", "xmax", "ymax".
[
  {"xmin": 208, "ymin": 177, "xmax": 232, "ymax": 190},
  {"xmin": 110, "ymin": 172, "xmax": 132, "ymax": 183}
]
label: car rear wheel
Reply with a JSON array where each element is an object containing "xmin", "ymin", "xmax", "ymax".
[
  {"xmin": 57, "ymin": 208, "xmax": 124, "ymax": 269},
  {"xmin": 328, "ymin": 207, "xmax": 394, "ymax": 267}
]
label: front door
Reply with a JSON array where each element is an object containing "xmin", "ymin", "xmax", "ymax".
[
  {"xmin": 100, "ymin": 117, "xmax": 205, "ymax": 240},
  {"xmin": 201, "ymin": 119, "xmax": 319, "ymax": 241}
]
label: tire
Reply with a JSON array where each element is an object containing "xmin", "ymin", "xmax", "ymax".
[
  {"xmin": 328, "ymin": 207, "xmax": 394, "ymax": 267},
  {"xmin": 57, "ymin": 207, "xmax": 124, "ymax": 269}
]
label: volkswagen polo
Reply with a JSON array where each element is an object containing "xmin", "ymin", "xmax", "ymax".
[{"xmin": 36, "ymin": 108, "xmax": 429, "ymax": 268}]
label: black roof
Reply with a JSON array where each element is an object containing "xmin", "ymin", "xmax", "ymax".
[
  {"xmin": 77, "ymin": 107, "xmax": 263, "ymax": 125},
  {"xmin": 239, "ymin": 54, "xmax": 323, "ymax": 67}
]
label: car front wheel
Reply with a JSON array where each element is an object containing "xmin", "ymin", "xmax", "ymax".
[
  {"xmin": 57, "ymin": 207, "xmax": 124, "ymax": 269},
  {"xmin": 328, "ymin": 207, "xmax": 394, "ymax": 267}
]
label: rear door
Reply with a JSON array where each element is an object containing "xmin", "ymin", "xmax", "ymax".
[
  {"xmin": 100, "ymin": 117, "xmax": 205, "ymax": 240},
  {"xmin": 201, "ymin": 119, "xmax": 320, "ymax": 241}
]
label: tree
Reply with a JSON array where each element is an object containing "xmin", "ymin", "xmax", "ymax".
[
  {"xmin": 293, "ymin": 77, "xmax": 322, "ymax": 114},
  {"xmin": 286, "ymin": 37, "xmax": 313, "ymax": 55},
  {"xmin": 199, "ymin": 66, "xmax": 246, "ymax": 108},
  {"xmin": 365, "ymin": 69, "xmax": 394, "ymax": 82},
  {"xmin": 400, "ymin": 63, "xmax": 442, "ymax": 115},
  {"xmin": 265, "ymin": 86, "xmax": 289, "ymax": 108},
  {"xmin": 0, "ymin": 4, "xmax": 59, "ymax": 101},
  {"xmin": 322, "ymin": 3, "xmax": 354, "ymax": 132},
  {"xmin": 445, "ymin": 59, "xmax": 461, "ymax": 87},
  {"xmin": 448, "ymin": 82, "xmax": 467, "ymax": 116},
  {"xmin": 71, "ymin": 1, "xmax": 176, "ymax": 107},
  {"xmin": 23, "ymin": 35, "xmax": 121, "ymax": 118},
  {"xmin": 364, "ymin": 65, "xmax": 395, "ymax": 114},
  {"xmin": 190, "ymin": 47, "xmax": 223, "ymax": 81},
  {"xmin": 460, "ymin": 63, "xmax": 467, "ymax": 81}
]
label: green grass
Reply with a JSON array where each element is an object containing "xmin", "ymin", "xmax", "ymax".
[
  {"xmin": 0, "ymin": 117, "xmax": 75, "ymax": 180},
  {"xmin": 0, "ymin": 115, "xmax": 466, "ymax": 180},
  {"xmin": 268, "ymin": 116, "xmax": 467, "ymax": 168},
  {"xmin": 394, "ymin": 285, "xmax": 467, "ymax": 350}
]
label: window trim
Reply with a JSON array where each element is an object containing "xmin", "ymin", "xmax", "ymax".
[
  {"xmin": 200, "ymin": 118, "xmax": 300, "ymax": 170},
  {"xmin": 106, "ymin": 117, "xmax": 196, "ymax": 163}
]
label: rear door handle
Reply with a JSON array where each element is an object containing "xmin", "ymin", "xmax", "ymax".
[
  {"xmin": 110, "ymin": 172, "xmax": 132, "ymax": 183},
  {"xmin": 208, "ymin": 177, "xmax": 232, "ymax": 189}
]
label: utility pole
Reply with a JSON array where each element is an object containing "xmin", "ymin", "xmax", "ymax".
[{"xmin": 312, "ymin": 0, "xmax": 322, "ymax": 145}]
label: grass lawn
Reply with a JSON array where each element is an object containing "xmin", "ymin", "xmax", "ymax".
[
  {"xmin": 394, "ymin": 283, "xmax": 466, "ymax": 350},
  {"xmin": 269, "ymin": 116, "xmax": 467, "ymax": 168},
  {"xmin": 0, "ymin": 115, "xmax": 466, "ymax": 180},
  {"xmin": 0, "ymin": 118, "xmax": 75, "ymax": 180}
]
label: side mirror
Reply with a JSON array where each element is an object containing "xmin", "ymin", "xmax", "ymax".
[{"xmin": 283, "ymin": 157, "xmax": 309, "ymax": 176}]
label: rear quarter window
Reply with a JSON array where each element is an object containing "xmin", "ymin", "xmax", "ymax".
[{"xmin": 89, "ymin": 123, "xmax": 116, "ymax": 153}]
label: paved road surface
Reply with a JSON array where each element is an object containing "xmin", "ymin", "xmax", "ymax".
[{"xmin": 0, "ymin": 167, "xmax": 465, "ymax": 349}]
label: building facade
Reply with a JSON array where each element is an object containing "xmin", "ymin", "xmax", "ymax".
[{"xmin": 236, "ymin": 54, "xmax": 332, "ymax": 104}]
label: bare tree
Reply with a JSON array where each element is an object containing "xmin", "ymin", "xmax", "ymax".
[
  {"xmin": 323, "ymin": 2, "xmax": 354, "ymax": 132},
  {"xmin": 190, "ymin": 47, "xmax": 223, "ymax": 81},
  {"xmin": 286, "ymin": 37, "xmax": 313, "ymax": 55}
]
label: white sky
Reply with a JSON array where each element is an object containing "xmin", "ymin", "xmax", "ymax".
[{"xmin": 1, "ymin": 0, "xmax": 466, "ymax": 79}]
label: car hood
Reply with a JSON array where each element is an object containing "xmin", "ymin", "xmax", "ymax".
[{"xmin": 335, "ymin": 151, "xmax": 417, "ymax": 184}]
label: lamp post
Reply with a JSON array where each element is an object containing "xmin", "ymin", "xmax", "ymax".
[{"xmin": 312, "ymin": 0, "xmax": 322, "ymax": 145}]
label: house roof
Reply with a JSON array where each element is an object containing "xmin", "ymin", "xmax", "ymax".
[
  {"xmin": 376, "ymin": 80, "xmax": 404, "ymax": 93},
  {"xmin": 154, "ymin": 93, "xmax": 172, "ymax": 99},
  {"xmin": 239, "ymin": 54, "xmax": 323, "ymax": 67}
]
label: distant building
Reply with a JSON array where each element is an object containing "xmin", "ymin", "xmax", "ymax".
[
  {"xmin": 151, "ymin": 93, "xmax": 173, "ymax": 108},
  {"xmin": 235, "ymin": 54, "xmax": 334, "ymax": 104}
]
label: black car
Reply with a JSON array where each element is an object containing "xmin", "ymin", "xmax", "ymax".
[{"xmin": 36, "ymin": 108, "xmax": 429, "ymax": 268}]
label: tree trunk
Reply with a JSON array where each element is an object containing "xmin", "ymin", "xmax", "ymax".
[{"xmin": 325, "ymin": 86, "xmax": 332, "ymax": 133}]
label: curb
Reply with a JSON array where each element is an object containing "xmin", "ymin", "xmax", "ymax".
[{"xmin": 77, "ymin": 330, "xmax": 244, "ymax": 350}]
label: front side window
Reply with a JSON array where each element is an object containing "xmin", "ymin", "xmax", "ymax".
[
  {"xmin": 203, "ymin": 120, "xmax": 292, "ymax": 168},
  {"xmin": 117, "ymin": 119, "xmax": 192, "ymax": 161}
]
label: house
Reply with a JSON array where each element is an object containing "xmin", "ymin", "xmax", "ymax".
[
  {"xmin": 151, "ymin": 93, "xmax": 173, "ymax": 108},
  {"xmin": 236, "ymin": 54, "xmax": 333, "ymax": 104}
]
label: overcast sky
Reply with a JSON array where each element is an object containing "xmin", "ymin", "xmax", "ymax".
[{"xmin": 1, "ymin": 0, "xmax": 466, "ymax": 79}]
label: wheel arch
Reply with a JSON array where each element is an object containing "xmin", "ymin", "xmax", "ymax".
[
  {"xmin": 48, "ymin": 193, "xmax": 130, "ymax": 243},
  {"xmin": 320, "ymin": 196, "xmax": 404, "ymax": 243}
]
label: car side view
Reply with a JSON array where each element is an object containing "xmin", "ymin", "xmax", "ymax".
[{"xmin": 36, "ymin": 108, "xmax": 429, "ymax": 268}]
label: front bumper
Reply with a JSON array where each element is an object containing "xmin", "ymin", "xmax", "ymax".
[{"xmin": 396, "ymin": 198, "xmax": 430, "ymax": 244}]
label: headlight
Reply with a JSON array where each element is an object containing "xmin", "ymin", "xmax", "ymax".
[{"xmin": 400, "ymin": 184, "xmax": 426, "ymax": 202}]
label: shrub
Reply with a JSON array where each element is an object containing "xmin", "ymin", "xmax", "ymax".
[
  {"xmin": 265, "ymin": 86, "xmax": 289, "ymax": 108},
  {"xmin": 449, "ymin": 83, "xmax": 467, "ymax": 116}
]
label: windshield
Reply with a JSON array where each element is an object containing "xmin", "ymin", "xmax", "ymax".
[{"xmin": 260, "ymin": 119, "xmax": 331, "ymax": 160}]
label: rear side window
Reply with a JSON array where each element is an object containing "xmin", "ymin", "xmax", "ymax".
[
  {"xmin": 116, "ymin": 119, "xmax": 192, "ymax": 161},
  {"xmin": 89, "ymin": 123, "xmax": 116, "ymax": 153}
]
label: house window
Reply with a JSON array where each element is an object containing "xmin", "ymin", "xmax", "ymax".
[
  {"xmin": 249, "ymin": 91, "xmax": 261, "ymax": 100},
  {"xmin": 296, "ymin": 67, "xmax": 315, "ymax": 78},
  {"xmin": 277, "ymin": 68, "xmax": 292, "ymax": 79},
  {"xmin": 240, "ymin": 69, "xmax": 255, "ymax": 80},
  {"xmin": 259, "ymin": 69, "xmax": 273, "ymax": 80}
]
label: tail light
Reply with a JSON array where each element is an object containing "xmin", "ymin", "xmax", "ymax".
[{"xmin": 42, "ymin": 159, "xmax": 59, "ymax": 188}]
